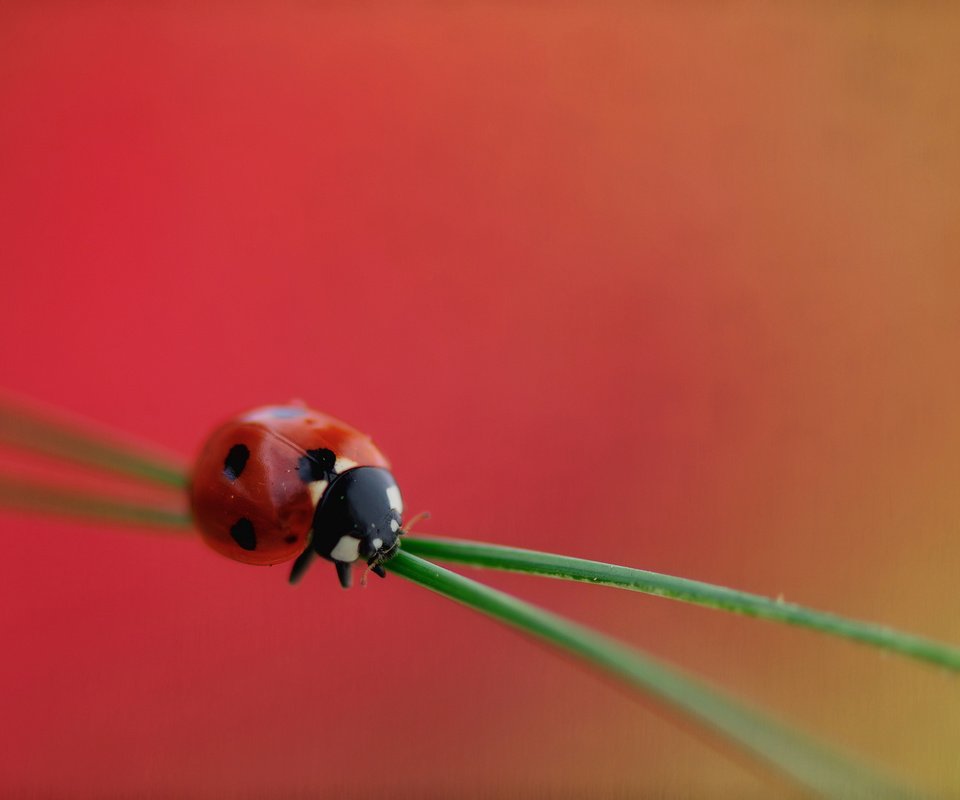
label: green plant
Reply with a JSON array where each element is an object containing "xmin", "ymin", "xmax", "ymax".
[{"xmin": 1, "ymin": 395, "xmax": 951, "ymax": 796}]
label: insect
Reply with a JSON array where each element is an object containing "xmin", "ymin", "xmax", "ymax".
[{"xmin": 189, "ymin": 403, "xmax": 404, "ymax": 588}]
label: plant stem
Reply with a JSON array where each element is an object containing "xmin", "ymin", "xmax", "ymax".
[
  {"xmin": 0, "ymin": 476, "xmax": 193, "ymax": 530},
  {"xmin": 402, "ymin": 536, "xmax": 960, "ymax": 673},
  {"xmin": 387, "ymin": 550, "xmax": 906, "ymax": 798},
  {"xmin": 0, "ymin": 398, "xmax": 187, "ymax": 488}
]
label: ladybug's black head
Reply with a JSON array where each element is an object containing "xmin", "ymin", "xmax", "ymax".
[{"xmin": 310, "ymin": 467, "xmax": 404, "ymax": 587}]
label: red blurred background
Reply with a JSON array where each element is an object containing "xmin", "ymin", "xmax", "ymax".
[{"xmin": 2, "ymin": 4, "xmax": 960, "ymax": 796}]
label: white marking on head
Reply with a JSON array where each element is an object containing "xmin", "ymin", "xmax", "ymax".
[
  {"xmin": 334, "ymin": 457, "xmax": 358, "ymax": 473},
  {"xmin": 386, "ymin": 485, "xmax": 403, "ymax": 514},
  {"xmin": 372, "ymin": 538, "xmax": 383, "ymax": 550},
  {"xmin": 308, "ymin": 479, "xmax": 329, "ymax": 506},
  {"xmin": 330, "ymin": 535, "xmax": 361, "ymax": 563},
  {"xmin": 390, "ymin": 519, "xmax": 400, "ymax": 532}
]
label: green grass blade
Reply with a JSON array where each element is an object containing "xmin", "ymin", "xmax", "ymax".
[
  {"xmin": 387, "ymin": 550, "xmax": 907, "ymax": 798},
  {"xmin": 0, "ymin": 476, "xmax": 193, "ymax": 530},
  {"xmin": 0, "ymin": 397, "xmax": 188, "ymax": 489},
  {"xmin": 402, "ymin": 536, "xmax": 960, "ymax": 673}
]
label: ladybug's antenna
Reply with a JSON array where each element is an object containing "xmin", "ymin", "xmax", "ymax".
[
  {"xmin": 401, "ymin": 510, "xmax": 431, "ymax": 535},
  {"xmin": 360, "ymin": 561, "xmax": 388, "ymax": 586}
]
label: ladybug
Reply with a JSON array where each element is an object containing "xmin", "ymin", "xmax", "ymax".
[{"xmin": 189, "ymin": 404, "xmax": 403, "ymax": 588}]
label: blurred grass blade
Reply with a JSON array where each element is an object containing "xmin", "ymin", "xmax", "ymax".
[
  {"xmin": 0, "ymin": 475, "xmax": 193, "ymax": 530},
  {"xmin": 402, "ymin": 536, "xmax": 960, "ymax": 673},
  {"xmin": 0, "ymin": 394, "xmax": 188, "ymax": 488},
  {"xmin": 387, "ymin": 550, "xmax": 907, "ymax": 798}
]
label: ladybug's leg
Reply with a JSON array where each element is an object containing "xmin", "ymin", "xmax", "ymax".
[
  {"xmin": 334, "ymin": 561, "xmax": 353, "ymax": 589},
  {"xmin": 288, "ymin": 547, "xmax": 317, "ymax": 584},
  {"xmin": 370, "ymin": 563, "xmax": 387, "ymax": 579}
]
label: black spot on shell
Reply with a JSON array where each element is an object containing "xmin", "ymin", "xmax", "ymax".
[
  {"xmin": 284, "ymin": 534, "xmax": 297, "ymax": 544},
  {"xmin": 230, "ymin": 518, "xmax": 257, "ymax": 551},
  {"xmin": 223, "ymin": 444, "xmax": 250, "ymax": 481},
  {"xmin": 297, "ymin": 448, "xmax": 336, "ymax": 482}
]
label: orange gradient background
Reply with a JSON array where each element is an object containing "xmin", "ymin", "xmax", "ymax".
[{"xmin": 2, "ymin": 4, "xmax": 959, "ymax": 797}]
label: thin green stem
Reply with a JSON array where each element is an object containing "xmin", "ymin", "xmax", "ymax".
[
  {"xmin": 402, "ymin": 536, "xmax": 960, "ymax": 673},
  {"xmin": 387, "ymin": 550, "xmax": 907, "ymax": 798},
  {"xmin": 0, "ymin": 398, "xmax": 188, "ymax": 488},
  {"xmin": 0, "ymin": 476, "xmax": 193, "ymax": 530}
]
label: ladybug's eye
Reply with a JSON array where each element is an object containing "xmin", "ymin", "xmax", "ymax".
[{"xmin": 223, "ymin": 444, "xmax": 250, "ymax": 481}]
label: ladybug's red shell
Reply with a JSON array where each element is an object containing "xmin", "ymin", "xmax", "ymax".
[{"xmin": 190, "ymin": 404, "xmax": 390, "ymax": 566}]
